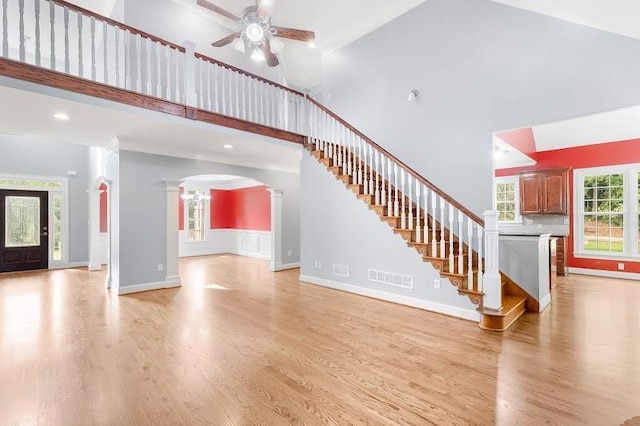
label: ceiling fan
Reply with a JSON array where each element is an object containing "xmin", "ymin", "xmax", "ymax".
[{"xmin": 197, "ymin": 0, "xmax": 316, "ymax": 67}]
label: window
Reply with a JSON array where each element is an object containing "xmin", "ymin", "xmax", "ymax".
[
  {"xmin": 186, "ymin": 190, "xmax": 208, "ymax": 242},
  {"xmin": 575, "ymin": 165, "xmax": 640, "ymax": 258},
  {"xmin": 53, "ymin": 194, "xmax": 62, "ymax": 261},
  {"xmin": 495, "ymin": 176, "xmax": 521, "ymax": 223}
]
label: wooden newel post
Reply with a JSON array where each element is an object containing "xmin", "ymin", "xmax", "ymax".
[{"xmin": 483, "ymin": 210, "xmax": 502, "ymax": 311}]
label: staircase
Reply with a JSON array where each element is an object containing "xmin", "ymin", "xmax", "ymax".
[{"xmin": 307, "ymin": 143, "xmax": 529, "ymax": 331}]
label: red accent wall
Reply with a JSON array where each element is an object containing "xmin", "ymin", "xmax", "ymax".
[
  {"xmin": 209, "ymin": 185, "xmax": 271, "ymax": 231},
  {"xmin": 179, "ymin": 187, "xmax": 185, "ymax": 231},
  {"xmin": 210, "ymin": 189, "xmax": 234, "ymax": 229},
  {"xmin": 496, "ymin": 137, "xmax": 640, "ymax": 274},
  {"xmin": 495, "ymin": 127, "xmax": 537, "ymax": 158},
  {"xmin": 99, "ymin": 182, "xmax": 108, "ymax": 233}
]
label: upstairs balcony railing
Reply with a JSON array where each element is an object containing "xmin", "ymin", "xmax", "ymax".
[{"xmin": 0, "ymin": 0, "xmax": 502, "ymax": 311}]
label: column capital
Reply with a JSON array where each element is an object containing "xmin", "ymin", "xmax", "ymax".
[{"xmin": 163, "ymin": 179, "xmax": 183, "ymax": 192}]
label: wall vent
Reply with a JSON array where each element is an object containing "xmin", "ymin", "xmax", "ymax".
[
  {"xmin": 333, "ymin": 264, "xmax": 350, "ymax": 277},
  {"xmin": 368, "ymin": 269, "xmax": 414, "ymax": 289}
]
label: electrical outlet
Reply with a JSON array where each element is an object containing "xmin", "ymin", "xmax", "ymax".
[
  {"xmin": 618, "ymin": 263, "xmax": 625, "ymax": 271},
  {"xmin": 434, "ymin": 279, "xmax": 441, "ymax": 289},
  {"xmin": 157, "ymin": 264, "xmax": 164, "ymax": 272},
  {"xmin": 536, "ymin": 223, "xmax": 543, "ymax": 229},
  {"xmin": 288, "ymin": 250, "xmax": 292, "ymax": 257}
]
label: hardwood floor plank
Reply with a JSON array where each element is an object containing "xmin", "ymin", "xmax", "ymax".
[{"xmin": 1, "ymin": 256, "xmax": 639, "ymax": 425}]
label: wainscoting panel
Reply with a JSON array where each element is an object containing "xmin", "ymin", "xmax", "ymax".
[{"xmin": 179, "ymin": 229, "xmax": 271, "ymax": 260}]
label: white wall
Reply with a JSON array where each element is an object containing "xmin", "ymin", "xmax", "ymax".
[
  {"xmin": 300, "ymin": 151, "xmax": 479, "ymax": 321},
  {"xmin": 322, "ymin": 0, "xmax": 640, "ymax": 217}
]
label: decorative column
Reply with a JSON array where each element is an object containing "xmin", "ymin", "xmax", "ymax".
[
  {"xmin": 164, "ymin": 180, "xmax": 183, "ymax": 287},
  {"xmin": 87, "ymin": 188, "xmax": 102, "ymax": 271},
  {"xmin": 483, "ymin": 210, "xmax": 502, "ymax": 311},
  {"xmin": 182, "ymin": 39, "xmax": 197, "ymax": 107},
  {"xmin": 268, "ymin": 188, "xmax": 283, "ymax": 272}
]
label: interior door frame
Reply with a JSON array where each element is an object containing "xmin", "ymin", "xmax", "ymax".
[{"xmin": 0, "ymin": 173, "xmax": 70, "ymax": 269}]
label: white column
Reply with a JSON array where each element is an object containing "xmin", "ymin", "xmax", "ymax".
[
  {"xmin": 182, "ymin": 39, "xmax": 197, "ymax": 107},
  {"xmin": 268, "ymin": 188, "xmax": 283, "ymax": 272},
  {"xmin": 483, "ymin": 210, "xmax": 502, "ymax": 311},
  {"xmin": 163, "ymin": 180, "xmax": 182, "ymax": 287},
  {"xmin": 87, "ymin": 189, "xmax": 102, "ymax": 271}
]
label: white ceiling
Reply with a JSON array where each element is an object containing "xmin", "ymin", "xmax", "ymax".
[
  {"xmin": 491, "ymin": 0, "xmax": 640, "ymax": 41},
  {"xmin": 0, "ymin": 79, "xmax": 302, "ymax": 173}
]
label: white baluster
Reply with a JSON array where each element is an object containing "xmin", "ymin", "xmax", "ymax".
[
  {"xmin": 439, "ymin": 197, "xmax": 446, "ymax": 259},
  {"xmin": 102, "ymin": 22, "xmax": 108, "ymax": 84},
  {"xmin": 170, "ymin": 47, "xmax": 178, "ymax": 101},
  {"xmin": 77, "ymin": 12, "xmax": 83, "ymax": 77},
  {"xmin": 374, "ymin": 150, "xmax": 382, "ymax": 206},
  {"xmin": 115, "ymin": 28, "xmax": 120, "ymax": 87},
  {"xmin": 214, "ymin": 65, "xmax": 220, "ymax": 113},
  {"xmin": 448, "ymin": 205, "xmax": 455, "ymax": 272},
  {"xmin": 368, "ymin": 145, "xmax": 374, "ymax": 196},
  {"xmin": 64, "ymin": 6, "xmax": 70, "ymax": 73},
  {"xmin": 48, "ymin": 0, "xmax": 55, "ymax": 68},
  {"xmin": 387, "ymin": 159, "xmax": 393, "ymax": 215},
  {"xmin": 356, "ymin": 137, "xmax": 362, "ymax": 186},
  {"xmin": 34, "ymin": 0, "xmax": 41, "ymax": 66},
  {"xmin": 415, "ymin": 182, "xmax": 421, "ymax": 243},
  {"xmin": 342, "ymin": 127, "xmax": 348, "ymax": 175},
  {"xmin": 431, "ymin": 191, "xmax": 437, "ymax": 258},
  {"xmin": 90, "ymin": 17, "xmax": 96, "ymax": 80},
  {"xmin": 393, "ymin": 164, "xmax": 399, "ymax": 217},
  {"xmin": 379, "ymin": 153, "xmax": 385, "ymax": 207},
  {"xmin": 400, "ymin": 170, "xmax": 406, "ymax": 229},
  {"xmin": 423, "ymin": 185, "xmax": 429, "ymax": 247},
  {"xmin": 2, "ymin": 0, "xmax": 8, "ymax": 58},
  {"xmin": 235, "ymin": 73, "xmax": 240, "ymax": 119},
  {"xmin": 407, "ymin": 176, "xmax": 413, "ymax": 230},
  {"xmin": 221, "ymin": 67, "xmax": 227, "ymax": 115},
  {"xmin": 477, "ymin": 225, "xmax": 484, "ymax": 293},
  {"xmin": 242, "ymin": 72, "xmax": 247, "ymax": 120},
  {"xmin": 18, "ymin": 0, "xmax": 25, "ymax": 61},
  {"xmin": 458, "ymin": 211, "xmax": 464, "ymax": 275},
  {"xmin": 467, "ymin": 220, "xmax": 474, "ymax": 290}
]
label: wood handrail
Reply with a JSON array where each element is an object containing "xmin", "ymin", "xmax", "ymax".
[
  {"xmin": 194, "ymin": 53, "xmax": 305, "ymax": 97},
  {"xmin": 50, "ymin": 0, "xmax": 186, "ymax": 52},
  {"xmin": 308, "ymin": 98, "xmax": 485, "ymax": 226}
]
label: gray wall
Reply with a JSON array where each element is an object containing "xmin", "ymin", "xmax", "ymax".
[
  {"xmin": 322, "ymin": 0, "xmax": 640, "ymax": 217},
  {"xmin": 117, "ymin": 150, "xmax": 300, "ymax": 288},
  {"xmin": 300, "ymin": 151, "xmax": 476, "ymax": 315},
  {"xmin": 0, "ymin": 134, "xmax": 89, "ymax": 263}
]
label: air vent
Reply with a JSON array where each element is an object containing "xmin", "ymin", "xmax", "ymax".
[
  {"xmin": 368, "ymin": 269, "xmax": 414, "ymax": 289},
  {"xmin": 333, "ymin": 264, "xmax": 350, "ymax": 277}
]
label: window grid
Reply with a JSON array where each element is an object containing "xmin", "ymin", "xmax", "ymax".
[
  {"xmin": 496, "ymin": 181, "xmax": 518, "ymax": 222},
  {"xmin": 582, "ymin": 173, "xmax": 624, "ymax": 254},
  {"xmin": 187, "ymin": 190, "xmax": 206, "ymax": 242}
]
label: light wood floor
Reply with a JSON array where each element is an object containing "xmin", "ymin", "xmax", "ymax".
[{"xmin": 1, "ymin": 255, "xmax": 639, "ymax": 425}]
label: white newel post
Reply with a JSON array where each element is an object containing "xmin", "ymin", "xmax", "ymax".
[
  {"xmin": 268, "ymin": 188, "xmax": 283, "ymax": 272},
  {"xmin": 182, "ymin": 39, "xmax": 197, "ymax": 107},
  {"xmin": 163, "ymin": 180, "xmax": 182, "ymax": 287},
  {"xmin": 87, "ymin": 189, "xmax": 102, "ymax": 271},
  {"xmin": 483, "ymin": 210, "xmax": 502, "ymax": 311}
]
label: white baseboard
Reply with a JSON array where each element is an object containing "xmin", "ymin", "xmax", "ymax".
[
  {"xmin": 299, "ymin": 274, "xmax": 479, "ymax": 322},
  {"xmin": 539, "ymin": 293, "xmax": 552, "ymax": 312},
  {"xmin": 270, "ymin": 262, "xmax": 300, "ymax": 272},
  {"xmin": 568, "ymin": 267, "xmax": 640, "ymax": 280},
  {"xmin": 118, "ymin": 277, "xmax": 182, "ymax": 295},
  {"xmin": 68, "ymin": 261, "xmax": 89, "ymax": 268}
]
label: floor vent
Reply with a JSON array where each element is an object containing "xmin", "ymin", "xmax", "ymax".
[
  {"xmin": 333, "ymin": 264, "xmax": 350, "ymax": 277},
  {"xmin": 368, "ymin": 269, "xmax": 414, "ymax": 289}
]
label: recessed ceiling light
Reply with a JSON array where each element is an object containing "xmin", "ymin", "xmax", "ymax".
[
  {"xmin": 308, "ymin": 41, "xmax": 316, "ymax": 48},
  {"xmin": 53, "ymin": 113, "xmax": 70, "ymax": 121},
  {"xmin": 223, "ymin": 144, "xmax": 233, "ymax": 149}
]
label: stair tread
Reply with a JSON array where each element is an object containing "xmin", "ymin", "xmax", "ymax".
[{"xmin": 479, "ymin": 295, "xmax": 526, "ymax": 317}]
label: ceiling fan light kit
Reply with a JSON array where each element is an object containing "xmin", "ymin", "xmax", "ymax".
[{"xmin": 197, "ymin": 0, "xmax": 316, "ymax": 67}]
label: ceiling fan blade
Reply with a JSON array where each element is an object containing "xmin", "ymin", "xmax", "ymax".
[
  {"xmin": 272, "ymin": 27, "xmax": 315, "ymax": 43},
  {"xmin": 212, "ymin": 32, "xmax": 241, "ymax": 47},
  {"xmin": 256, "ymin": 0, "xmax": 276, "ymax": 20},
  {"xmin": 197, "ymin": 0, "xmax": 243, "ymax": 23},
  {"xmin": 262, "ymin": 39, "xmax": 279, "ymax": 67}
]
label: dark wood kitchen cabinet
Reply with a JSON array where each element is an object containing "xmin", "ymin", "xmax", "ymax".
[{"xmin": 519, "ymin": 169, "xmax": 568, "ymax": 215}]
